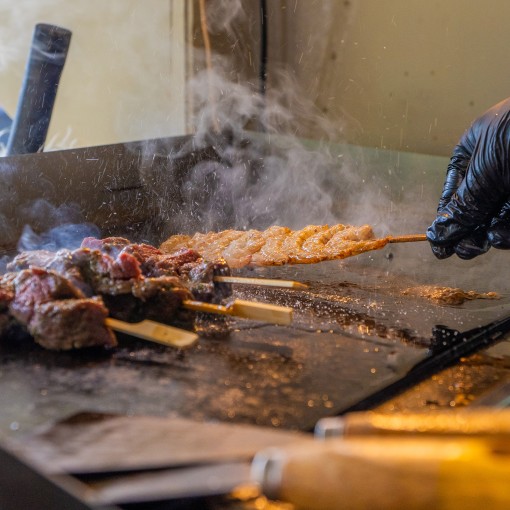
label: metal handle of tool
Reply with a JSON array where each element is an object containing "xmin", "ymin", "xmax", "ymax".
[{"xmin": 6, "ymin": 23, "xmax": 72, "ymax": 156}]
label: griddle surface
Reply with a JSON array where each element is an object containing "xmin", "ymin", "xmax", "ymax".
[{"xmin": 2, "ymin": 252, "xmax": 508, "ymax": 437}]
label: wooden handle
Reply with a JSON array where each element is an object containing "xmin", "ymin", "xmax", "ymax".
[
  {"xmin": 253, "ymin": 437, "xmax": 510, "ymax": 509},
  {"xmin": 105, "ymin": 318, "xmax": 198, "ymax": 348},
  {"xmin": 386, "ymin": 234, "xmax": 427, "ymax": 243},
  {"xmin": 315, "ymin": 409, "xmax": 510, "ymax": 439},
  {"xmin": 183, "ymin": 299, "xmax": 293, "ymax": 325},
  {"xmin": 214, "ymin": 276, "xmax": 308, "ymax": 289}
]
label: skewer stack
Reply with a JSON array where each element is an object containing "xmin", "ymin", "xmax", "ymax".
[
  {"xmin": 106, "ymin": 275, "xmax": 304, "ymax": 348},
  {"xmin": 2, "ymin": 230, "xmax": 427, "ymax": 351}
]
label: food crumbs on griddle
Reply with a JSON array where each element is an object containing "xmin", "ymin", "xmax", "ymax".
[{"xmin": 401, "ymin": 285, "xmax": 500, "ymax": 305}]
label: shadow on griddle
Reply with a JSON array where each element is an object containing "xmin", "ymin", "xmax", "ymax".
[
  {"xmin": 233, "ymin": 284, "xmax": 428, "ymax": 348},
  {"xmin": 0, "ymin": 326, "xmax": 115, "ymax": 367}
]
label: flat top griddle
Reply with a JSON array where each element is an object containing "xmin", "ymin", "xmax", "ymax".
[
  {"xmin": 2, "ymin": 138, "xmax": 510, "ymax": 509},
  {"xmin": 1, "ymin": 136, "xmax": 510, "ymax": 438},
  {"xmin": 1, "ymin": 246, "xmax": 508, "ymax": 438}
]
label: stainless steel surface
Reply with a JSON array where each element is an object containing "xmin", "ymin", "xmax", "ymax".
[
  {"xmin": 85, "ymin": 462, "xmax": 254, "ymax": 506},
  {"xmin": 16, "ymin": 414, "xmax": 308, "ymax": 474}
]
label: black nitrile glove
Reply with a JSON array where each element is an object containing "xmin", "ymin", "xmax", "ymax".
[{"xmin": 427, "ymin": 97, "xmax": 510, "ymax": 259}]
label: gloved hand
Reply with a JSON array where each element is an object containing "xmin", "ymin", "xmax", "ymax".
[{"xmin": 427, "ymin": 97, "xmax": 510, "ymax": 259}]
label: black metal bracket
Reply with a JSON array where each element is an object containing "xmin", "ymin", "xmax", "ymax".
[{"xmin": 340, "ymin": 315, "xmax": 510, "ymax": 413}]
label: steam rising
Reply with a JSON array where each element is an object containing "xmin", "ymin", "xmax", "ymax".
[
  {"xmin": 144, "ymin": 62, "xmax": 393, "ymax": 236},
  {"xmin": 1, "ymin": 0, "xmax": 398, "ymax": 260},
  {"xmin": 203, "ymin": 0, "xmax": 246, "ymax": 36}
]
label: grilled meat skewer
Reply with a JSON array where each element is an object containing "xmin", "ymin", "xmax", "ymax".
[
  {"xmin": 3, "ymin": 238, "xmax": 234, "ymax": 350},
  {"xmin": 0, "ymin": 268, "xmax": 116, "ymax": 350}
]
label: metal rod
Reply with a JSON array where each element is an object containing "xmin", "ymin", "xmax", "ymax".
[{"xmin": 6, "ymin": 24, "xmax": 72, "ymax": 155}]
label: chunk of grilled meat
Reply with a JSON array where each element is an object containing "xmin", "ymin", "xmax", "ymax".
[
  {"xmin": 2, "ymin": 268, "xmax": 117, "ymax": 350},
  {"xmin": 29, "ymin": 297, "xmax": 116, "ymax": 350},
  {"xmin": 80, "ymin": 237, "xmax": 232, "ymax": 304},
  {"xmin": 9, "ymin": 249, "xmax": 196, "ymax": 327},
  {"xmin": 0, "ymin": 273, "xmax": 16, "ymax": 337},
  {"xmin": 6, "ymin": 238, "xmax": 233, "ymax": 344}
]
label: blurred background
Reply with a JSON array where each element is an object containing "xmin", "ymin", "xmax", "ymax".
[{"xmin": 0, "ymin": 0, "xmax": 509, "ymax": 156}]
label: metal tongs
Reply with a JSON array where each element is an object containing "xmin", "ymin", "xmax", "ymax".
[{"xmin": 343, "ymin": 314, "xmax": 510, "ymax": 412}]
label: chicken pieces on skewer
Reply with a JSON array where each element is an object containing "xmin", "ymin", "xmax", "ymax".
[{"xmin": 160, "ymin": 224, "xmax": 388, "ymax": 268}]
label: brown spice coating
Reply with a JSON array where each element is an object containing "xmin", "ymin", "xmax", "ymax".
[
  {"xmin": 160, "ymin": 224, "xmax": 388, "ymax": 268},
  {"xmin": 401, "ymin": 285, "xmax": 500, "ymax": 305},
  {"xmin": 29, "ymin": 298, "xmax": 117, "ymax": 350}
]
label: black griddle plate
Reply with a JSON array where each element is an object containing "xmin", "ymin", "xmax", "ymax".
[
  {"xmin": 1, "ymin": 253, "xmax": 508, "ymax": 437},
  {"xmin": 1, "ymin": 136, "xmax": 509, "ymax": 437}
]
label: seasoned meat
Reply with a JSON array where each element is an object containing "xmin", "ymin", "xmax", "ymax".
[
  {"xmin": 7, "ymin": 250, "xmax": 58, "ymax": 271},
  {"xmin": 219, "ymin": 229, "xmax": 266, "ymax": 268},
  {"xmin": 96, "ymin": 275, "xmax": 193, "ymax": 324},
  {"xmin": 29, "ymin": 298, "xmax": 117, "ymax": 350},
  {"xmin": 2, "ymin": 237, "xmax": 235, "ymax": 350},
  {"xmin": 10, "ymin": 268, "xmax": 85, "ymax": 324},
  {"xmin": 131, "ymin": 277, "xmax": 194, "ymax": 325},
  {"xmin": 0, "ymin": 273, "xmax": 15, "ymax": 337},
  {"xmin": 80, "ymin": 238, "xmax": 232, "ymax": 304},
  {"xmin": 0, "ymin": 268, "xmax": 117, "ymax": 350},
  {"xmin": 81, "ymin": 236, "xmax": 131, "ymax": 256},
  {"xmin": 250, "ymin": 226, "xmax": 292, "ymax": 266},
  {"xmin": 160, "ymin": 224, "xmax": 388, "ymax": 268}
]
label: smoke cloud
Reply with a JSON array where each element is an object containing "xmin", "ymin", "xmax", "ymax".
[
  {"xmin": 144, "ymin": 57, "xmax": 395, "ymax": 237},
  {"xmin": 0, "ymin": 0, "xmax": 405, "ymax": 260}
]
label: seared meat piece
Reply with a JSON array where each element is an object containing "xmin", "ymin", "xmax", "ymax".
[
  {"xmin": 131, "ymin": 277, "xmax": 194, "ymax": 325},
  {"xmin": 0, "ymin": 273, "xmax": 16, "ymax": 336},
  {"xmin": 69, "ymin": 252, "xmax": 195, "ymax": 325},
  {"xmin": 70, "ymin": 248, "xmax": 141, "ymax": 296},
  {"xmin": 2, "ymin": 268, "xmax": 116, "ymax": 350},
  {"xmin": 10, "ymin": 268, "xmax": 85, "ymax": 324},
  {"xmin": 187, "ymin": 259, "xmax": 232, "ymax": 303},
  {"xmin": 82, "ymin": 237, "xmax": 205, "ymax": 279},
  {"xmin": 4, "ymin": 238, "xmax": 234, "ymax": 347},
  {"xmin": 93, "ymin": 272, "xmax": 194, "ymax": 326},
  {"xmin": 81, "ymin": 238, "xmax": 232, "ymax": 304},
  {"xmin": 250, "ymin": 226, "xmax": 292, "ymax": 266},
  {"xmin": 8, "ymin": 247, "xmax": 196, "ymax": 323},
  {"xmin": 29, "ymin": 298, "xmax": 117, "ymax": 350},
  {"xmin": 8, "ymin": 247, "xmax": 142, "ymax": 297},
  {"xmin": 81, "ymin": 236, "xmax": 131, "ymax": 256},
  {"xmin": 145, "ymin": 249, "xmax": 202, "ymax": 278},
  {"xmin": 0, "ymin": 273, "xmax": 15, "ymax": 302},
  {"xmin": 8, "ymin": 249, "xmax": 91, "ymax": 295},
  {"xmin": 7, "ymin": 250, "xmax": 58, "ymax": 271}
]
